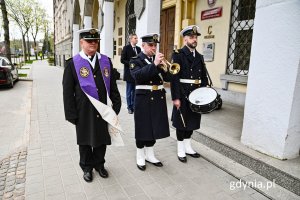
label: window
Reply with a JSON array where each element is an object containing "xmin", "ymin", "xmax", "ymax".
[{"xmin": 227, "ymin": 0, "xmax": 256, "ymax": 75}]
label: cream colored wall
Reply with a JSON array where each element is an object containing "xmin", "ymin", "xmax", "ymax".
[
  {"xmin": 112, "ymin": 0, "xmax": 127, "ymax": 70},
  {"xmin": 195, "ymin": 0, "xmax": 247, "ymax": 93}
]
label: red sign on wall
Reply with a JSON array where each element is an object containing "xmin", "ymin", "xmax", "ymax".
[{"xmin": 201, "ymin": 7, "xmax": 222, "ymax": 20}]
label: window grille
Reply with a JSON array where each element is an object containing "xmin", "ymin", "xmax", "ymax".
[
  {"xmin": 125, "ymin": 0, "xmax": 136, "ymax": 45},
  {"xmin": 227, "ymin": 0, "xmax": 256, "ymax": 75}
]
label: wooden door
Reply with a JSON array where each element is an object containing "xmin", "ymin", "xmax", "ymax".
[{"xmin": 160, "ymin": 7, "xmax": 175, "ymax": 61}]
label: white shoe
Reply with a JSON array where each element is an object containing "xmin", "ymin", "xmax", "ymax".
[{"xmin": 145, "ymin": 147, "xmax": 163, "ymax": 166}]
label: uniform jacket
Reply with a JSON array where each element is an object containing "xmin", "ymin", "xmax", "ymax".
[
  {"xmin": 129, "ymin": 52, "xmax": 171, "ymax": 141},
  {"xmin": 62, "ymin": 54, "xmax": 121, "ymax": 147},
  {"xmin": 171, "ymin": 46, "xmax": 208, "ymax": 131},
  {"xmin": 121, "ymin": 44, "xmax": 141, "ymax": 82}
]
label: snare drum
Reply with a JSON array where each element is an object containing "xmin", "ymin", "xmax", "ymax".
[{"xmin": 188, "ymin": 87, "xmax": 221, "ymax": 114}]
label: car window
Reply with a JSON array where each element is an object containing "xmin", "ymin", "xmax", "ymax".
[
  {"xmin": 2, "ymin": 59, "xmax": 8, "ymax": 66},
  {"xmin": 3, "ymin": 58, "xmax": 10, "ymax": 66}
]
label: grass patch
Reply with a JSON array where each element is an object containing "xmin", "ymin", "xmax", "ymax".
[
  {"xmin": 18, "ymin": 73, "xmax": 27, "ymax": 77},
  {"xmin": 25, "ymin": 60, "xmax": 35, "ymax": 64},
  {"xmin": 48, "ymin": 56, "xmax": 55, "ymax": 66}
]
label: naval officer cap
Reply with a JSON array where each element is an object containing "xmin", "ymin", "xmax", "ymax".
[
  {"xmin": 78, "ymin": 28, "xmax": 100, "ymax": 40},
  {"xmin": 180, "ymin": 25, "xmax": 201, "ymax": 37},
  {"xmin": 141, "ymin": 33, "xmax": 160, "ymax": 43}
]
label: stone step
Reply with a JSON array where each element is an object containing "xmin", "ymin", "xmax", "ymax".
[{"xmin": 191, "ymin": 129, "xmax": 300, "ymax": 198}]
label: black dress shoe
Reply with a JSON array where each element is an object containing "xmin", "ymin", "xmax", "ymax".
[
  {"xmin": 178, "ymin": 156, "xmax": 187, "ymax": 163},
  {"xmin": 146, "ymin": 160, "xmax": 163, "ymax": 167},
  {"xmin": 186, "ymin": 152, "xmax": 201, "ymax": 158},
  {"xmin": 128, "ymin": 109, "xmax": 133, "ymax": 114},
  {"xmin": 96, "ymin": 168, "xmax": 109, "ymax": 178},
  {"xmin": 83, "ymin": 171, "xmax": 93, "ymax": 182},
  {"xmin": 137, "ymin": 164, "xmax": 146, "ymax": 171}
]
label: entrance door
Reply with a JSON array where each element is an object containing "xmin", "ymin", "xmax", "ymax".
[{"xmin": 160, "ymin": 7, "xmax": 175, "ymax": 61}]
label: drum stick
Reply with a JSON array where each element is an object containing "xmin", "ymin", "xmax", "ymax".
[{"xmin": 178, "ymin": 108, "xmax": 186, "ymax": 128}]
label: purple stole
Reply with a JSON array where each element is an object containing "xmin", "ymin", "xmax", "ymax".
[{"xmin": 73, "ymin": 54, "xmax": 111, "ymax": 101}]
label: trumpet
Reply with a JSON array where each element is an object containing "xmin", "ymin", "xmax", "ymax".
[{"xmin": 150, "ymin": 50, "xmax": 180, "ymax": 74}]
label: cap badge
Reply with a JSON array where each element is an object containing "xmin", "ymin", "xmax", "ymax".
[
  {"xmin": 153, "ymin": 34, "xmax": 158, "ymax": 42},
  {"xmin": 192, "ymin": 26, "xmax": 197, "ymax": 33},
  {"xmin": 89, "ymin": 29, "xmax": 97, "ymax": 34}
]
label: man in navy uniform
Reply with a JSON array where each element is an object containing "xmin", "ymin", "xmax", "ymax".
[
  {"xmin": 121, "ymin": 34, "xmax": 141, "ymax": 114},
  {"xmin": 129, "ymin": 33, "xmax": 170, "ymax": 171},
  {"xmin": 62, "ymin": 28, "xmax": 121, "ymax": 182},
  {"xmin": 171, "ymin": 25, "xmax": 208, "ymax": 163}
]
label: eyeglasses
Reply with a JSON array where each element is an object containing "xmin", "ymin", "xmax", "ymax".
[{"xmin": 85, "ymin": 39, "xmax": 99, "ymax": 44}]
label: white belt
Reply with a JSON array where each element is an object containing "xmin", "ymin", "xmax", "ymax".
[
  {"xmin": 180, "ymin": 79, "xmax": 201, "ymax": 84},
  {"xmin": 136, "ymin": 85, "xmax": 164, "ymax": 90}
]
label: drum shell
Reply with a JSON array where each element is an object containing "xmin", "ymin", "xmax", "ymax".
[{"xmin": 189, "ymin": 88, "xmax": 222, "ymax": 114}]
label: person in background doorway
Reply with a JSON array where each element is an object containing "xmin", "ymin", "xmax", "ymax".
[{"xmin": 121, "ymin": 34, "xmax": 141, "ymax": 114}]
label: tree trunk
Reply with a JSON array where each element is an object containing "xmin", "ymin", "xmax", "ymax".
[
  {"xmin": 0, "ymin": 0, "xmax": 11, "ymax": 62},
  {"xmin": 33, "ymin": 40, "xmax": 38, "ymax": 60},
  {"xmin": 26, "ymin": 33, "xmax": 30, "ymax": 61},
  {"xmin": 22, "ymin": 34, "xmax": 27, "ymax": 62}
]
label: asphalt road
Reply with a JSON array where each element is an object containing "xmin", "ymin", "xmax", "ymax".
[{"xmin": 0, "ymin": 80, "xmax": 32, "ymax": 160}]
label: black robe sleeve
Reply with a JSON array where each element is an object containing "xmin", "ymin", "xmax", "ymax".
[
  {"xmin": 108, "ymin": 58, "xmax": 122, "ymax": 115},
  {"xmin": 62, "ymin": 60, "xmax": 78, "ymax": 125}
]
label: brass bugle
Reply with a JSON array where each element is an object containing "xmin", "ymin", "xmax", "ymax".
[{"xmin": 150, "ymin": 50, "xmax": 180, "ymax": 74}]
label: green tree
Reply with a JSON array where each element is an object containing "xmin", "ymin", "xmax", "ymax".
[
  {"xmin": 30, "ymin": 2, "xmax": 47, "ymax": 60},
  {"xmin": 6, "ymin": 0, "xmax": 34, "ymax": 61},
  {"xmin": 0, "ymin": 0, "xmax": 11, "ymax": 62}
]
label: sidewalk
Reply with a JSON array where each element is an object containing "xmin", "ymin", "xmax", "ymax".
[{"xmin": 22, "ymin": 61, "xmax": 269, "ymax": 200}]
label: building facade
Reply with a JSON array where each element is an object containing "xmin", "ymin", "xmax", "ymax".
[{"xmin": 53, "ymin": 0, "xmax": 300, "ymax": 160}]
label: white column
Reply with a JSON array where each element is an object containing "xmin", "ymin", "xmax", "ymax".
[
  {"xmin": 136, "ymin": 0, "xmax": 161, "ymax": 48},
  {"xmin": 72, "ymin": 24, "xmax": 80, "ymax": 56},
  {"xmin": 84, "ymin": 16, "xmax": 92, "ymax": 29},
  {"xmin": 241, "ymin": 0, "xmax": 300, "ymax": 159},
  {"xmin": 100, "ymin": 1, "xmax": 114, "ymax": 58}
]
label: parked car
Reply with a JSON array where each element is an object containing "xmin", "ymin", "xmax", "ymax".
[{"xmin": 0, "ymin": 56, "xmax": 19, "ymax": 88}]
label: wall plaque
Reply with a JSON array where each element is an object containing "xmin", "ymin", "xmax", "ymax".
[
  {"xmin": 202, "ymin": 42, "xmax": 215, "ymax": 62},
  {"xmin": 201, "ymin": 7, "xmax": 222, "ymax": 20}
]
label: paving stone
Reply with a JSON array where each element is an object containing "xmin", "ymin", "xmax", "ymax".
[
  {"xmin": 0, "ymin": 185, "xmax": 5, "ymax": 191},
  {"xmin": 15, "ymin": 183, "xmax": 25, "ymax": 190},
  {"xmin": 6, "ymin": 180, "xmax": 16, "ymax": 187},
  {"xmin": 17, "ymin": 166, "xmax": 26, "ymax": 171},
  {"xmin": 16, "ymin": 170, "xmax": 25, "ymax": 175},
  {"xmin": 0, "ymin": 181, "xmax": 5, "ymax": 186},
  {"xmin": 16, "ymin": 178, "xmax": 26, "ymax": 184},
  {"xmin": 3, "ymin": 192, "xmax": 13, "ymax": 198},
  {"xmin": 7, "ymin": 168, "xmax": 16, "ymax": 173},
  {"xmin": 13, "ymin": 188, "xmax": 25, "ymax": 197},
  {"xmin": 16, "ymin": 173, "xmax": 26, "ymax": 179},
  {"xmin": 13, "ymin": 196, "xmax": 25, "ymax": 200},
  {"xmin": 7, "ymin": 172, "xmax": 15, "ymax": 177},
  {"xmin": 4, "ymin": 185, "xmax": 15, "ymax": 193},
  {"xmin": 6, "ymin": 175, "xmax": 16, "ymax": 182}
]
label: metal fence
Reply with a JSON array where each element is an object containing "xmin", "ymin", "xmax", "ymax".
[
  {"xmin": 0, "ymin": 53, "xmax": 25, "ymax": 67},
  {"xmin": 227, "ymin": 0, "xmax": 256, "ymax": 76}
]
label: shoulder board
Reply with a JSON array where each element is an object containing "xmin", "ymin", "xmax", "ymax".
[
  {"xmin": 173, "ymin": 49, "xmax": 182, "ymax": 54},
  {"xmin": 65, "ymin": 57, "xmax": 72, "ymax": 62}
]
